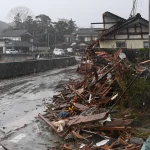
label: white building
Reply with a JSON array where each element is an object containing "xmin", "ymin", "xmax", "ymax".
[{"xmin": 99, "ymin": 12, "xmax": 149, "ymax": 49}]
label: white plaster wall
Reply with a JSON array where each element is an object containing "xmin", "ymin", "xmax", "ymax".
[
  {"xmin": 0, "ymin": 42, "xmax": 6, "ymax": 53},
  {"xmin": 100, "ymin": 40, "xmax": 148, "ymax": 49},
  {"xmin": 142, "ymin": 26, "xmax": 148, "ymax": 32},
  {"xmin": 143, "ymin": 35, "xmax": 149, "ymax": 39},
  {"xmin": 0, "ymin": 42, "xmax": 5, "ymax": 47},
  {"xmin": 3, "ymin": 37, "xmax": 21, "ymax": 41},
  {"xmin": 3, "ymin": 47, "xmax": 6, "ymax": 53},
  {"xmin": 136, "ymin": 27, "xmax": 141, "ymax": 32},
  {"xmin": 128, "ymin": 28, "xmax": 135, "ymax": 32},
  {"xmin": 115, "ymin": 35, "xmax": 128, "ymax": 39},
  {"xmin": 129, "ymin": 35, "xmax": 141, "ymax": 39},
  {"xmin": 84, "ymin": 37, "xmax": 90, "ymax": 42},
  {"xmin": 104, "ymin": 16, "xmax": 116, "ymax": 29}
]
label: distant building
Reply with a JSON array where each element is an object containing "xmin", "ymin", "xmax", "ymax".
[
  {"xmin": 99, "ymin": 12, "xmax": 149, "ymax": 49},
  {"xmin": 64, "ymin": 28, "xmax": 101, "ymax": 49},
  {"xmin": 75, "ymin": 28, "xmax": 100, "ymax": 43},
  {"xmin": 0, "ymin": 30, "xmax": 33, "ymax": 53},
  {"xmin": 64, "ymin": 34, "xmax": 75, "ymax": 43}
]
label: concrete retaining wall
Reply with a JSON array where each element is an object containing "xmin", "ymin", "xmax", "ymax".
[
  {"xmin": 0, "ymin": 54, "xmax": 34, "ymax": 62},
  {"xmin": 0, "ymin": 57, "xmax": 76, "ymax": 79}
]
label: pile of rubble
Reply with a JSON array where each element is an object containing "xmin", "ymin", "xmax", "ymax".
[{"xmin": 39, "ymin": 44, "xmax": 150, "ymax": 149}]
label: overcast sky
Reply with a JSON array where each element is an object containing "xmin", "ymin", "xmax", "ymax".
[{"xmin": 1, "ymin": 0, "xmax": 149, "ymax": 27}]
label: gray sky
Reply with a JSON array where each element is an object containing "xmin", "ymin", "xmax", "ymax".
[{"xmin": 1, "ymin": 0, "xmax": 149, "ymax": 27}]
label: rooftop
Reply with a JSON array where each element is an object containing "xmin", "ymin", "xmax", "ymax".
[
  {"xmin": 103, "ymin": 11, "xmax": 126, "ymax": 22},
  {"xmin": 100, "ymin": 13, "xmax": 148, "ymax": 38},
  {"xmin": 6, "ymin": 41, "xmax": 32, "ymax": 47},
  {"xmin": 76, "ymin": 28, "xmax": 102, "ymax": 37},
  {"xmin": 0, "ymin": 30, "xmax": 32, "ymax": 37}
]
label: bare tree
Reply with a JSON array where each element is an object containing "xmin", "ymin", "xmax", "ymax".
[{"xmin": 7, "ymin": 6, "xmax": 33, "ymax": 23}]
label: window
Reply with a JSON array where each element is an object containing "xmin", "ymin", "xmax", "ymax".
[
  {"xmin": 78, "ymin": 37, "xmax": 84, "ymax": 42},
  {"xmin": 116, "ymin": 41, "xmax": 127, "ymax": 48},
  {"xmin": 84, "ymin": 37, "xmax": 90, "ymax": 42},
  {"xmin": 144, "ymin": 41, "xmax": 149, "ymax": 48},
  {"xmin": 93, "ymin": 37, "xmax": 97, "ymax": 41},
  {"xmin": 0, "ymin": 47, "xmax": 3, "ymax": 53}
]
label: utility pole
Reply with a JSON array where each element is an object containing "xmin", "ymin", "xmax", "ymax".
[
  {"xmin": 51, "ymin": 22, "xmax": 57, "ymax": 49},
  {"xmin": 32, "ymin": 29, "xmax": 35, "ymax": 52},
  {"xmin": 55, "ymin": 29, "xmax": 56, "ymax": 48},
  {"xmin": 48, "ymin": 31, "xmax": 50, "ymax": 49},
  {"xmin": 130, "ymin": 0, "xmax": 137, "ymax": 17},
  {"xmin": 149, "ymin": 0, "xmax": 150, "ymax": 59}
]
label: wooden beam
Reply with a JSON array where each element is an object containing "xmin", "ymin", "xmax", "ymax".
[
  {"xmin": 100, "ymin": 38, "xmax": 149, "ymax": 40},
  {"xmin": 140, "ymin": 24, "xmax": 143, "ymax": 39},
  {"xmin": 103, "ymin": 15, "xmax": 105, "ymax": 29},
  {"xmin": 114, "ymin": 34, "xmax": 116, "ymax": 39},
  {"xmin": 127, "ymin": 28, "xmax": 129, "ymax": 39},
  {"xmin": 115, "ymin": 32, "xmax": 148, "ymax": 35},
  {"xmin": 91, "ymin": 22, "xmax": 117, "ymax": 24},
  {"xmin": 100, "ymin": 126, "xmax": 131, "ymax": 131},
  {"xmin": 134, "ymin": 25, "xmax": 137, "ymax": 32}
]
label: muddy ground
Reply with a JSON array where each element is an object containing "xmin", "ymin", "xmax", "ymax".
[{"xmin": 0, "ymin": 64, "xmax": 80, "ymax": 150}]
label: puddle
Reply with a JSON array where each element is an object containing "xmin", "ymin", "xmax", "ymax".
[
  {"xmin": 23, "ymin": 90, "xmax": 59, "ymax": 100},
  {"xmin": 10, "ymin": 133, "xmax": 26, "ymax": 143},
  {"xmin": 1, "ymin": 106, "xmax": 46, "ymax": 134}
]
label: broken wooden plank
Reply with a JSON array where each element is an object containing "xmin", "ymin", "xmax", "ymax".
[
  {"xmin": 104, "ymin": 119, "xmax": 133, "ymax": 126},
  {"xmin": 100, "ymin": 126, "xmax": 131, "ymax": 131},
  {"xmin": 38, "ymin": 113, "xmax": 69, "ymax": 137},
  {"xmin": 73, "ymin": 103, "xmax": 89, "ymax": 111},
  {"xmin": 72, "ymin": 131, "xmax": 89, "ymax": 142},
  {"xmin": 67, "ymin": 112, "xmax": 108, "ymax": 126},
  {"xmin": 68, "ymin": 85, "xmax": 87, "ymax": 103}
]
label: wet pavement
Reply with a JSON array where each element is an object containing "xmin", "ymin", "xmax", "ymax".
[
  {"xmin": 0, "ymin": 64, "xmax": 79, "ymax": 149},
  {"xmin": 1, "ymin": 121, "xmax": 62, "ymax": 150}
]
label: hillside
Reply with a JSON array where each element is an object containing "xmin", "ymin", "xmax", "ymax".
[{"xmin": 0, "ymin": 21, "xmax": 12, "ymax": 33}]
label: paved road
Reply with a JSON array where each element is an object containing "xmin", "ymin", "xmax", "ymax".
[{"xmin": 0, "ymin": 64, "xmax": 79, "ymax": 150}]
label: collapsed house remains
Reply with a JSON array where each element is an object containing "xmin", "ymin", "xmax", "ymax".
[
  {"xmin": 38, "ymin": 11, "xmax": 150, "ymax": 150},
  {"xmin": 38, "ymin": 48, "xmax": 149, "ymax": 149}
]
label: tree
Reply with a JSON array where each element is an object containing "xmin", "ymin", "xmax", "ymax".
[
  {"xmin": 8, "ymin": 6, "xmax": 33, "ymax": 28},
  {"xmin": 36, "ymin": 14, "xmax": 51, "ymax": 28},
  {"xmin": 14, "ymin": 13, "xmax": 23, "ymax": 28},
  {"xmin": 34, "ymin": 15, "xmax": 52, "ymax": 47},
  {"xmin": 6, "ymin": 9, "xmax": 78, "ymax": 48},
  {"xmin": 67, "ymin": 19, "xmax": 77, "ymax": 34},
  {"xmin": 54, "ymin": 21, "xmax": 69, "ymax": 43},
  {"xmin": 53, "ymin": 19, "xmax": 77, "ymax": 44},
  {"xmin": 24, "ymin": 16, "xmax": 35, "ymax": 33}
]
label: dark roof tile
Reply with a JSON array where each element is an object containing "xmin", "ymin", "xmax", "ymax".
[
  {"xmin": 76, "ymin": 28, "xmax": 101, "ymax": 36},
  {"xmin": 0, "ymin": 30, "xmax": 29, "ymax": 37},
  {"xmin": 6, "ymin": 41, "xmax": 31, "ymax": 47}
]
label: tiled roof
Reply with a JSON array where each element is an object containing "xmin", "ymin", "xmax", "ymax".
[
  {"xmin": 0, "ymin": 30, "xmax": 29, "ymax": 37},
  {"xmin": 101, "ymin": 13, "xmax": 148, "ymax": 38},
  {"xmin": 76, "ymin": 28, "xmax": 101, "ymax": 36},
  {"xmin": 6, "ymin": 41, "xmax": 31, "ymax": 47},
  {"xmin": 103, "ymin": 11, "xmax": 126, "ymax": 22}
]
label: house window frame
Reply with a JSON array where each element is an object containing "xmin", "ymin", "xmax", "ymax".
[
  {"xmin": 116, "ymin": 41, "xmax": 127, "ymax": 48},
  {"xmin": 143, "ymin": 41, "xmax": 149, "ymax": 48}
]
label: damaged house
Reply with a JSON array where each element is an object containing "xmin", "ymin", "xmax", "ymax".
[{"xmin": 99, "ymin": 11, "xmax": 149, "ymax": 49}]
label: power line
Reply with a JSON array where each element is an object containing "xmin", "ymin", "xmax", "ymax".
[{"xmin": 140, "ymin": 0, "xmax": 144, "ymax": 14}]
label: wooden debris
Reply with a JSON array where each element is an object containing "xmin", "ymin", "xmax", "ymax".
[{"xmin": 38, "ymin": 47, "xmax": 147, "ymax": 150}]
